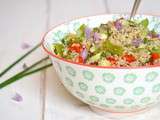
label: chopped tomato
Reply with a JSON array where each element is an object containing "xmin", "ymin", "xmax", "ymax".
[
  {"xmin": 90, "ymin": 62, "xmax": 98, "ymax": 65},
  {"xmin": 151, "ymin": 53, "xmax": 160, "ymax": 60},
  {"xmin": 106, "ymin": 56, "xmax": 117, "ymax": 65},
  {"xmin": 146, "ymin": 61, "xmax": 153, "ymax": 66},
  {"xmin": 75, "ymin": 56, "xmax": 84, "ymax": 63},
  {"xmin": 69, "ymin": 43, "xmax": 82, "ymax": 53},
  {"xmin": 123, "ymin": 54, "xmax": 136, "ymax": 63}
]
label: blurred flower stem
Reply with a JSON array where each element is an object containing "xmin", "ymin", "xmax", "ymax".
[
  {"xmin": 0, "ymin": 43, "xmax": 52, "ymax": 89},
  {"xmin": 0, "ymin": 43, "xmax": 41, "ymax": 77}
]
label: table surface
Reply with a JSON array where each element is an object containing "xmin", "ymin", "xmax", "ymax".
[{"xmin": 1, "ymin": 0, "xmax": 160, "ymax": 120}]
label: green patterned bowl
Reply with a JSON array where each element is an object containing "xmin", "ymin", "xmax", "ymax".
[{"xmin": 42, "ymin": 14, "xmax": 160, "ymax": 113}]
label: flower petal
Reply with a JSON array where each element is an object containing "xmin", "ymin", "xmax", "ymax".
[
  {"xmin": 93, "ymin": 32, "xmax": 100, "ymax": 41},
  {"xmin": 132, "ymin": 39, "xmax": 143, "ymax": 47},
  {"xmin": 12, "ymin": 93, "xmax": 23, "ymax": 102},
  {"xmin": 85, "ymin": 27, "xmax": 91, "ymax": 39},
  {"xmin": 81, "ymin": 47, "xmax": 88, "ymax": 60},
  {"xmin": 22, "ymin": 63, "xmax": 28, "ymax": 69},
  {"xmin": 21, "ymin": 42, "xmax": 31, "ymax": 49},
  {"xmin": 114, "ymin": 20, "xmax": 122, "ymax": 30}
]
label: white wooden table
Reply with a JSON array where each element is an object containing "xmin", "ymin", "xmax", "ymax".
[{"xmin": 1, "ymin": 0, "xmax": 160, "ymax": 120}]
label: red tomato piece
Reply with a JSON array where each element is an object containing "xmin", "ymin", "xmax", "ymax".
[
  {"xmin": 123, "ymin": 54, "xmax": 136, "ymax": 63},
  {"xmin": 151, "ymin": 53, "xmax": 160, "ymax": 60},
  {"xmin": 69, "ymin": 43, "xmax": 82, "ymax": 53},
  {"xmin": 146, "ymin": 61, "xmax": 153, "ymax": 66},
  {"xmin": 90, "ymin": 62, "xmax": 98, "ymax": 65},
  {"xmin": 106, "ymin": 56, "xmax": 117, "ymax": 65},
  {"xmin": 75, "ymin": 56, "xmax": 84, "ymax": 63}
]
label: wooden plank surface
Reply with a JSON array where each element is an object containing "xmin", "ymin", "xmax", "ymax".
[
  {"xmin": 108, "ymin": 0, "xmax": 160, "ymax": 15},
  {"xmin": 1, "ymin": 0, "xmax": 160, "ymax": 120},
  {"xmin": 45, "ymin": 0, "xmax": 160, "ymax": 120},
  {"xmin": 0, "ymin": 0, "xmax": 47, "ymax": 120}
]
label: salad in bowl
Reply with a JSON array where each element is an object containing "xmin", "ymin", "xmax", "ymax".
[
  {"xmin": 42, "ymin": 14, "xmax": 160, "ymax": 113},
  {"xmin": 53, "ymin": 17, "xmax": 160, "ymax": 67}
]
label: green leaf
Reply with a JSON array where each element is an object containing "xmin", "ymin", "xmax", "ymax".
[
  {"xmin": 151, "ymin": 29, "xmax": 156, "ymax": 34},
  {"xmin": 90, "ymin": 46, "xmax": 97, "ymax": 53},
  {"xmin": 143, "ymin": 38, "xmax": 149, "ymax": 44},
  {"xmin": 102, "ymin": 40, "xmax": 124, "ymax": 56},
  {"xmin": 99, "ymin": 24, "xmax": 111, "ymax": 37},
  {"xmin": 128, "ymin": 20, "xmax": 137, "ymax": 27},
  {"xmin": 88, "ymin": 52, "xmax": 102, "ymax": 63},
  {"xmin": 62, "ymin": 34, "xmax": 81, "ymax": 45},
  {"xmin": 93, "ymin": 27, "xmax": 100, "ymax": 32},
  {"xmin": 76, "ymin": 24, "xmax": 87, "ymax": 38},
  {"xmin": 150, "ymin": 29, "xmax": 158, "ymax": 37},
  {"xmin": 53, "ymin": 43, "xmax": 64, "ymax": 56},
  {"xmin": 151, "ymin": 47, "xmax": 160, "ymax": 54},
  {"xmin": 139, "ymin": 18, "xmax": 149, "ymax": 28},
  {"xmin": 135, "ymin": 48, "xmax": 150, "ymax": 54},
  {"xmin": 98, "ymin": 58, "xmax": 111, "ymax": 66}
]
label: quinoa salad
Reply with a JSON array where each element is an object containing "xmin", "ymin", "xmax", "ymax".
[{"xmin": 52, "ymin": 18, "xmax": 160, "ymax": 67}]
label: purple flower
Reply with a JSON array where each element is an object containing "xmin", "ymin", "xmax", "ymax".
[
  {"xmin": 114, "ymin": 20, "xmax": 122, "ymax": 30},
  {"xmin": 148, "ymin": 32, "xmax": 160, "ymax": 38},
  {"xmin": 93, "ymin": 32, "xmax": 100, "ymax": 41},
  {"xmin": 85, "ymin": 27, "xmax": 91, "ymax": 39},
  {"xmin": 12, "ymin": 93, "xmax": 23, "ymax": 102},
  {"xmin": 157, "ymin": 34, "xmax": 160, "ymax": 38},
  {"xmin": 21, "ymin": 42, "xmax": 31, "ymax": 49},
  {"xmin": 148, "ymin": 32, "xmax": 152, "ymax": 38},
  {"xmin": 153, "ymin": 34, "xmax": 160, "ymax": 38},
  {"xmin": 157, "ymin": 34, "xmax": 160, "ymax": 39},
  {"xmin": 81, "ymin": 47, "xmax": 88, "ymax": 60},
  {"xmin": 22, "ymin": 63, "xmax": 28, "ymax": 69},
  {"xmin": 132, "ymin": 39, "xmax": 143, "ymax": 47}
]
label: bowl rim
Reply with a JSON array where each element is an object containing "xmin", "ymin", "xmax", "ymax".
[{"xmin": 42, "ymin": 13, "xmax": 160, "ymax": 69}]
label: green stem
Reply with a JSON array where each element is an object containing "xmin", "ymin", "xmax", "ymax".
[
  {"xmin": 18, "ymin": 56, "xmax": 49, "ymax": 75},
  {"xmin": 0, "ymin": 63, "xmax": 52, "ymax": 89},
  {"xmin": 0, "ymin": 56, "xmax": 49, "ymax": 88},
  {"xmin": 0, "ymin": 43, "xmax": 41, "ymax": 77},
  {"xmin": 21, "ymin": 63, "xmax": 52, "ymax": 77}
]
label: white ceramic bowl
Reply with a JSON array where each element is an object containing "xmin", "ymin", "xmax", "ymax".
[{"xmin": 42, "ymin": 14, "xmax": 160, "ymax": 113}]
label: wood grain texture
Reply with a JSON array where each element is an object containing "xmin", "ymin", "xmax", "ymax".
[
  {"xmin": 48, "ymin": 0, "xmax": 108, "ymax": 26},
  {"xmin": 0, "ymin": 0, "xmax": 47, "ymax": 120},
  {"xmin": 1, "ymin": 0, "xmax": 160, "ymax": 120},
  {"xmin": 45, "ymin": 0, "xmax": 160, "ymax": 120},
  {"xmin": 105, "ymin": 0, "xmax": 160, "ymax": 15}
]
